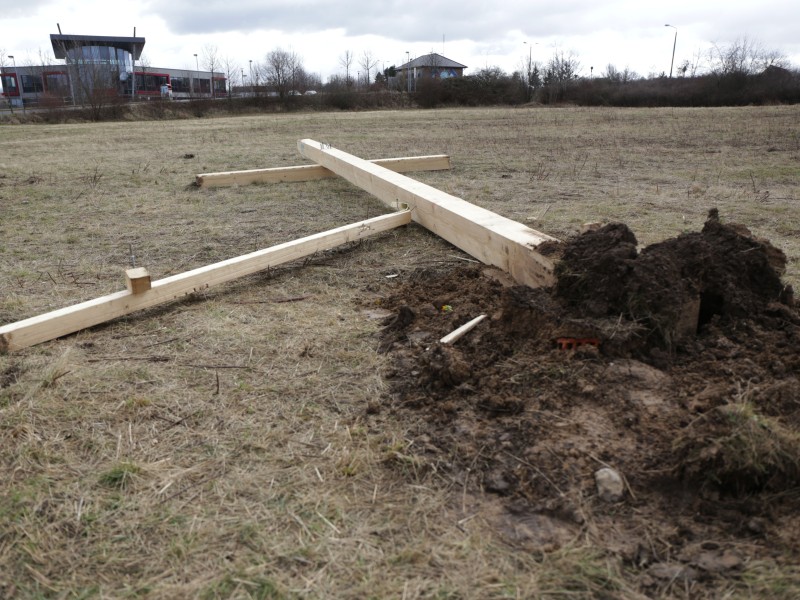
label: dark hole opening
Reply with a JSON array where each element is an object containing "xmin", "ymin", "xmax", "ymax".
[{"xmin": 698, "ymin": 291, "xmax": 724, "ymax": 331}]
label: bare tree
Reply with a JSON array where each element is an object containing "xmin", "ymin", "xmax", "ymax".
[
  {"xmin": 676, "ymin": 47, "xmax": 705, "ymax": 78},
  {"xmin": 708, "ymin": 36, "xmax": 788, "ymax": 76},
  {"xmin": 201, "ymin": 44, "xmax": 221, "ymax": 98},
  {"xmin": 602, "ymin": 64, "xmax": 638, "ymax": 84},
  {"xmin": 519, "ymin": 54, "xmax": 543, "ymax": 100},
  {"xmin": 339, "ymin": 50, "xmax": 354, "ymax": 86},
  {"xmin": 262, "ymin": 48, "xmax": 302, "ymax": 97},
  {"xmin": 540, "ymin": 49, "xmax": 581, "ymax": 103},
  {"xmin": 222, "ymin": 55, "xmax": 239, "ymax": 99},
  {"xmin": 544, "ymin": 49, "xmax": 581, "ymax": 84},
  {"xmin": 359, "ymin": 50, "xmax": 379, "ymax": 86}
]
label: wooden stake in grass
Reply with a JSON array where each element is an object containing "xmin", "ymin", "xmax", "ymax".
[
  {"xmin": 297, "ymin": 139, "xmax": 559, "ymax": 288},
  {"xmin": 0, "ymin": 210, "xmax": 412, "ymax": 352}
]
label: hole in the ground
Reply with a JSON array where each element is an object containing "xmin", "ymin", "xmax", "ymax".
[{"xmin": 698, "ymin": 291, "xmax": 724, "ymax": 330}]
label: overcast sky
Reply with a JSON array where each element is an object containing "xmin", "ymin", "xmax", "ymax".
[{"xmin": 2, "ymin": 0, "xmax": 799, "ymax": 87}]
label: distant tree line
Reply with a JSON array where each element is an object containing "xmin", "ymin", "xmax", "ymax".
[
  {"xmin": 6, "ymin": 36, "xmax": 799, "ymax": 123},
  {"xmin": 413, "ymin": 37, "xmax": 800, "ymax": 108}
]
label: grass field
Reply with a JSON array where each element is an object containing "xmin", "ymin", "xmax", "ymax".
[{"xmin": 1, "ymin": 105, "xmax": 799, "ymax": 598}]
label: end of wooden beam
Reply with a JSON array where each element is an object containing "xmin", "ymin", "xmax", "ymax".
[{"xmin": 125, "ymin": 268, "xmax": 151, "ymax": 294}]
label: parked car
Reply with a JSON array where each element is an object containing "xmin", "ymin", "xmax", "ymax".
[{"xmin": 304, "ymin": 90, "xmax": 317, "ymax": 95}]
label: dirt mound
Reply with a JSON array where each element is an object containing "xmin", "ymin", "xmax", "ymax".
[
  {"xmin": 555, "ymin": 209, "xmax": 793, "ymax": 350},
  {"xmin": 371, "ymin": 212, "xmax": 800, "ymax": 596}
]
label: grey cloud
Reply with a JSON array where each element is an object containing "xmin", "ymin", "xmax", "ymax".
[
  {"xmin": 143, "ymin": 0, "xmax": 594, "ymax": 42},
  {"xmin": 0, "ymin": 0, "xmax": 55, "ymax": 18}
]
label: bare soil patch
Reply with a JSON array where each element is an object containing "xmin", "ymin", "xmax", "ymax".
[{"xmin": 377, "ymin": 212, "xmax": 800, "ymax": 597}]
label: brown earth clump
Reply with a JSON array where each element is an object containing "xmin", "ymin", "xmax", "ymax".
[{"xmin": 374, "ymin": 211, "xmax": 800, "ymax": 597}]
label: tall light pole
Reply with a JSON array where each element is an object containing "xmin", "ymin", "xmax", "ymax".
[
  {"xmin": 194, "ymin": 53, "xmax": 199, "ymax": 71},
  {"xmin": 406, "ymin": 51, "xmax": 411, "ymax": 93},
  {"xmin": 665, "ymin": 24, "xmax": 677, "ymax": 78}
]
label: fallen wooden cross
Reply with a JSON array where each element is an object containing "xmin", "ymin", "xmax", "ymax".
[
  {"xmin": 0, "ymin": 210, "xmax": 411, "ymax": 353},
  {"xmin": 2, "ymin": 140, "xmax": 560, "ymax": 352},
  {"xmin": 196, "ymin": 155, "xmax": 452, "ymax": 188}
]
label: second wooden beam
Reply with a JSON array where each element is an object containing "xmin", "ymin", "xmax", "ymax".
[{"xmin": 196, "ymin": 155, "xmax": 452, "ymax": 188}]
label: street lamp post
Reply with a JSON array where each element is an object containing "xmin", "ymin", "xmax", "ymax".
[
  {"xmin": 193, "ymin": 53, "xmax": 199, "ymax": 95},
  {"xmin": 406, "ymin": 51, "xmax": 410, "ymax": 93},
  {"xmin": 665, "ymin": 24, "xmax": 677, "ymax": 78}
]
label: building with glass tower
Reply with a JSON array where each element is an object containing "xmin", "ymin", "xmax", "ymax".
[{"xmin": 2, "ymin": 33, "xmax": 226, "ymax": 107}]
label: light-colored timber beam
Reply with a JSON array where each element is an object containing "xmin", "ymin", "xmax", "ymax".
[
  {"xmin": 297, "ymin": 139, "xmax": 558, "ymax": 289},
  {"xmin": 0, "ymin": 210, "xmax": 411, "ymax": 353},
  {"xmin": 196, "ymin": 155, "xmax": 452, "ymax": 188}
]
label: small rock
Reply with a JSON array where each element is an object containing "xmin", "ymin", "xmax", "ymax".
[
  {"xmin": 595, "ymin": 467, "xmax": 625, "ymax": 502},
  {"xmin": 694, "ymin": 549, "xmax": 743, "ymax": 573},
  {"xmin": 648, "ymin": 562, "xmax": 697, "ymax": 582},
  {"xmin": 407, "ymin": 330, "xmax": 433, "ymax": 344},
  {"xmin": 746, "ymin": 517, "xmax": 766, "ymax": 535},
  {"xmin": 484, "ymin": 470, "xmax": 512, "ymax": 494}
]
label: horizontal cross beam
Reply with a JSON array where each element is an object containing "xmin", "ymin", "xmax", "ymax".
[{"xmin": 196, "ymin": 155, "xmax": 451, "ymax": 187}]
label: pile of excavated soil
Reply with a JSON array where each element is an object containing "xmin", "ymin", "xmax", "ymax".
[{"xmin": 370, "ymin": 212, "xmax": 799, "ymax": 596}]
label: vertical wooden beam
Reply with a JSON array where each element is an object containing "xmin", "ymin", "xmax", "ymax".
[{"xmin": 297, "ymin": 139, "xmax": 558, "ymax": 288}]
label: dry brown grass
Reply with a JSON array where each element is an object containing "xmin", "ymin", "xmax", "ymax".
[{"xmin": 1, "ymin": 106, "xmax": 799, "ymax": 598}]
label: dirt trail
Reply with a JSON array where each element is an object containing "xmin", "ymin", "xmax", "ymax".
[{"xmin": 372, "ymin": 211, "xmax": 799, "ymax": 596}]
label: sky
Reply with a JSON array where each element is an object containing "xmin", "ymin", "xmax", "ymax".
[{"xmin": 2, "ymin": 0, "xmax": 799, "ymax": 89}]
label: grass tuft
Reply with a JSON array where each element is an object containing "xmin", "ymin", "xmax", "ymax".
[
  {"xmin": 98, "ymin": 462, "xmax": 141, "ymax": 490},
  {"xmin": 674, "ymin": 400, "xmax": 800, "ymax": 491}
]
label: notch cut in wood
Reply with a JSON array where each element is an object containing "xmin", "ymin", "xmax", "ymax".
[
  {"xmin": 297, "ymin": 139, "xmax": 558, "ymax": 288},
  {"xmin": 196, "ymin": 155, "xmax": 451, "ymax": 188},
  {"xmin": 0, "ymin": 210, "xmax": 411, "ymax": 353}
]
